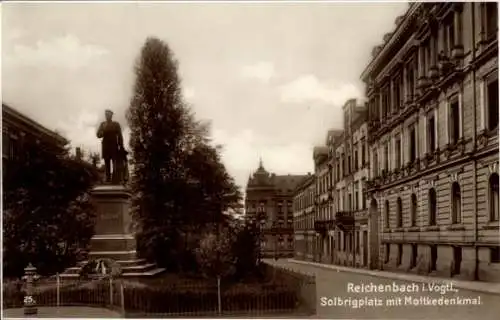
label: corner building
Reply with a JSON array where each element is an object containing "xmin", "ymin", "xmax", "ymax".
[
  {"xmin": 305, "ymin": 99, "xmax": 370, "ymax": 267},
  {"xmin": 293, "ymin": 174, "xmax": 316, "ymax": 261},
  {"xmin": 245, "ymin": 160, "xmax": 307, "ymax": 258},
  {"xmin": 362, "ymin": 2, "xmax": 499, "ymax": 281}
]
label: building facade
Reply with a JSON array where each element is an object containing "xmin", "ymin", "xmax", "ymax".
[
  {"xmin": 2, "ymin": 103, "xmax": 68, "ymax": 173},
  {"xmin": 310, "ymin": 99, "xmax": 371, "ymax": 267},
  {"xmin": 245, "ymin": 160, "xmax": 307, "ymax": 258},
  {"xmin": 362, "ymin": 2, "xmax": 499, "ymax": 281},
  {"xmin": 292, "ymin": 174, "xmax": 315, "ymax": 260},
  {"xmin": 293, "ymin": 99, "xmax": 371, "ymax": 268},
  {"xmin": 330, "ymin": 100, "xmax": 370, "ymax": 268}
]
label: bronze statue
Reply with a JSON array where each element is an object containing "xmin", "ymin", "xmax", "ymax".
[{"xmin": 96, "ymin": 109, "xmax": 128, "ymax": 184}]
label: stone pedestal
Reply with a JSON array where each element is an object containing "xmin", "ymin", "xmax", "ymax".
[
  {"xmin": 89, "ymin": 185, "xmax": 136, "ymax": 261},
  {"xmin": 60, "ymin": 184, "xmax": 165, "ymax": 278}
]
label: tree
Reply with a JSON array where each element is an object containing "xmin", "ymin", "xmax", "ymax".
[
  {"xmin": 127, "ymin": 37, "xmax": 194, "ymax": 270},
  {"xmin": 127, "ymin": 37, "xmax": 243, "ymax": 271},
  {"xmin": 3, "ymin": 140, "xmax": 99, "ymax": 278},
  {"xmin": 195, "ymin": 227, "xmax": 236, "ymax": 279},
  {"xmin": 231, "ymin": 219, "xmax": 261, "ymax": 279}
]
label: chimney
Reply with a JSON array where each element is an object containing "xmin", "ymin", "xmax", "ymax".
[{"xmin": 75, "ymin": 147, "xmax": 82, "ymax": 160}]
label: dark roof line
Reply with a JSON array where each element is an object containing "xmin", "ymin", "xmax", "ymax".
[{"xmin": 2, "ymin": 103, "xmax": 69, "ymax": 145}]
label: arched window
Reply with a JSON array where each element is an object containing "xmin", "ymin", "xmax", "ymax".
[
  {"xmin": 451, "ymin": 182, "xmax": 462, "ymax": 224},
  {"xmin": 411, "ymin": 194, "xmax": 417, "ymax": 227},
  {"xmin": 396, "ymin": 197, "xmax": 403, "ymax": 227},
  {"xmin": 490, "ymin": 173, "xmax": 499, "ymax": 221},
  {"xmin": 428, "ymin": 188, "xmax": 437, "ymax": 226},
  {"xmin": 385, "ymin": 200, "xmax": 390, "ymax": 228}
]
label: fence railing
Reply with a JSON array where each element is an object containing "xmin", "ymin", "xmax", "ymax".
[
  {"xmin": 261, "ymin": 262, "xmax": 317, "ymax": 315},
  {"xmin": 4, "ymin": 264, "xmax": 316, "ymax": 317}
]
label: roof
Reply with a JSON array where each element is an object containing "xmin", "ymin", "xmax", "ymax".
[
  {"xmin": 294, "ymin": 174, "xmax": 315, "ymax": 193},
  {"xmin": 2, "ymin": 103, "xmax": 69, "ymax": 145},
  {"xmin": 326, "ymin": 129, "xmax": 343, "ymax": 145},
  {"xmin": 313, "ymin": 146, "xmax": 328, "ymax": 159},
  {"xmin": 272, "ymin": 174, "xmax": 308, "ymax": 193},
  {"xmin": 360, "ymin": 2, "xmax": 421, "ymax": 81}
]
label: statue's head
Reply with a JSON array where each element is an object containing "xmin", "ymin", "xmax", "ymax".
[{"xmin": 105, "ymin": 109, "xmax": 113, "ymax": 121}]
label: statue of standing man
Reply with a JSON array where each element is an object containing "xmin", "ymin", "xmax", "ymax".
[{"xmin": 96, "ymin": 109, "xmax": 128, "ymax": 184}]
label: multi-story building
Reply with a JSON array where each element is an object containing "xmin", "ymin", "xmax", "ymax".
[
  {"xmin": 2, "ymin": 103, "xmax": 68, "ymax": 173},
  {"xmin": 292, "ymin": 174, "xmax": 315, "ymax": 261},
  {"xmin": 300, "ymin": 99, "xmax": 370, "ymax": 268},
  {"xmin": 312, "ymin": 145, "xmax": 333, "ymax": 263},
  {"xmin": 330, "ymin": 99, "xmax": 370, "ymax": 268},
  {"xmin": 312, "ymin": 99, "xmax": 370, "ymax": 267},
  {"xmin": 361, "ymin": 2, "xmax": 499, "ymax": 281},
  {"xmin": 245, "ymin": 159, "xmax": 307, "ymax": 258}
]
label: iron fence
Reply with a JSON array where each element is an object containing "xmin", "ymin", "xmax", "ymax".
[{"xmin": 3, "ymin": 265, "xmax": 316, "ymax": 318}]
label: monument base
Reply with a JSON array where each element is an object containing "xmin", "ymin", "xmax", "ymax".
[{"xmin": 60, "ymin": 184, "xmax": 165, "ymax": 278}]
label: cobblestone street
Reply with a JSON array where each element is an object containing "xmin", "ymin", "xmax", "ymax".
[{"xmin": 267, "ymin": 259, "xmax": 500, "ymax": 319}]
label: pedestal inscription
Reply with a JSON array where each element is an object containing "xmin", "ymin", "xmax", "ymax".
[{"xmin": 90, "ymin": 185, "xmax": 137, "ymax": 261}]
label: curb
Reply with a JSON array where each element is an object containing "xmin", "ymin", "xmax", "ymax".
[{"xmin": 287, "ymin": 259, "xmax": 500, "ymax": 296}]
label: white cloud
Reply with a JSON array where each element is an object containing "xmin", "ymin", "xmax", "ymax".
[
  {"xmin": 279, "ymin": 75, "xmax": 361, "ymax": 106},
  {"xmin": 5, "ymin": 27, "xmax": 27, "ymax": 41},
  {"xmin": 4, "ymin": 34, "xmax": 109, "ymax": 70},
  {"xmin": 184, "ymin": 87, "xmax": 196, "ymax": 100},
  {"xmin": 212, "ymin": 128, "xmax": 313, "ymax": 189},
  {"xmin": 240, "ymin": 61, "xmax": 276, "ymax": 83}
]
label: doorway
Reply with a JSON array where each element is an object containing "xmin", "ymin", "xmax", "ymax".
[{"xmin": 363, "ymin": 230, "xmax": 368, "ymax": 267}]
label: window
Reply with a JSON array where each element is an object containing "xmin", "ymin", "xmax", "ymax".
[
  {"xmin": 411, "ymin": 194, "xmax": 417, "ymax": 227},
  {"xmin": 2, "ymin": 133, "xmax": 9, "ymax": 159},
  {"xmin": 348, "ymin": 154, "xmax": 352, "ymax": 174},
  {"xmin": 361, "ymin": 140, "xmax": 366, "ymax": 165},
  {"xmin": 409, "ymin": 125, "xmax": 417, "ymax": 163},
  {"xmin": 396, "ymin": 197, "xmax": 403, "ymax": 227},
  {"xmin": 397, "ymin": 244, "xmax": 403, "ymax": 266},
  {"xmin": 385, "ymin": 244, "xmax": 390, "ymax": 263},
  {"xmin": 451, "ymin": 182, "xmax": 462, "ymax": 224},
  {"xmin": 385, "ymin": 200, "xmax": 390, "ymax": 228},
  {"xmin": 490, "ymin": 173, "xmax": 499, "ymax": 221},
  {"xmin": 407, "ymin": 62, "xmax": 415, "ymax": 99},
  {"xmin": 427, "ymin": 113, "xmax": 436, "ymax": 153},
  {"xmin": 428, "ymin": 188, "xmax": 437, "ymax": 226},
  {"xmin": 485, "ymin": 2, "xmax": 498, "ymax": 40},
  {"xmin": 354, "ymin": 148, "xmax": 359, "ymax": 171},
  {"xmin": 354, "ymin": 191, "xmax": 359, "ymax": 211},
  {"xmin": 382, "ymin": 85, "xmax": 390, "ymax": 118},
  {"xmin": 362, "ymin": 191, "xmax": 367, "ymax": 210},
  {"xmin": 452, "ymin": 246, "xmax": 462, "ymax": 275},
  {"xmin": 337, "ymin": 232, "xmax": 341, "ymax": 251},
  {"xmin": 394, "ymin": 76, "xmax": 402, "ymax": 110},
  {"xmin": 356, "ymin": 231, "xmax": 360, "ymax": 254},
  {"xmin": 373, "ymin": 151, "xmax": 379, "ymax": 177},
  {"xmin": 410, "ymin": 244, "xmax": 418, "ymax": 269},
  {"xmin": 384, "ymin": 142, "xmax": 389, "ymax": 173},
  {"xmin": 430, "ymin": 245, "xmax": 437, "ymax": 271},
  {"xmin": 395, "ymin": 137, "xmax": 402, "ymax": 169},
  {"xmin": 443, "ymin": 15, "xmax": 455, "ymax": 56},
  {"xmin": 423, "ymin": 39, "xmax": 430, "ymax": 74},
  {"xmin": 343, "ymin": 232, "xmax": 347, "ymax": 251},
  {"xmin": 491, "ymin": 247, "xmax": 500, "ymax": 263},
  {"xmin": 449, "ymin": 98, "xmax": 460, "ymax": 145},
  {"xmin": 486, "ymin": 77, "xmax": 499, "ymax": 131}
]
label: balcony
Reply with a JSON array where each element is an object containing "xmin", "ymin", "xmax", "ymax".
[
  {"xmin": 314, "ymin": 221, "xmax": 327, "ymax": 234},
  {"xmin": 335, "ymin": 211, "xmax": 355, "ymax": 232}
]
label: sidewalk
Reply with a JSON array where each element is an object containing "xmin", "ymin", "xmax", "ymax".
[
  {"xmin": 3, "ymin": 306, "xmax": 122, "ymax": 318},
  {"xmin": 287, "ymin": 258, "xmax": 500, "ymax": 295}
]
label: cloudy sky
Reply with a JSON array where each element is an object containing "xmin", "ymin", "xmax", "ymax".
[{"xmin": 3, "ymin": 1, "xmax": 408, "ymax": 189}]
